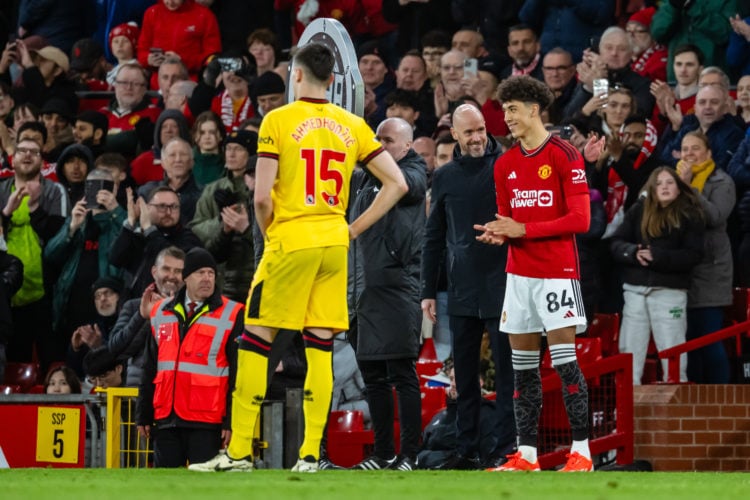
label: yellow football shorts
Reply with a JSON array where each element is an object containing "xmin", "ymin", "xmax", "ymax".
[{"xmin": 244, "ymin": 243, "xmax": 349, "ymax": 332}]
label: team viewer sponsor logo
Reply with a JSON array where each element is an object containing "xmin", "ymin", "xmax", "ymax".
[{"xmin": 511, "ymin": 189, "xmax": 553, "ymax": 208}]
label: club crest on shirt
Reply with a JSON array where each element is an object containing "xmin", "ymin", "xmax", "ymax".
[{"xmin": 538, "ymin": 164, "xmax": 552, "ymax": 180}]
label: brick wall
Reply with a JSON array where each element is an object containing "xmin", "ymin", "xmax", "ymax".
[{"xmin": 633, "ymin": 385, "xmax": 750, "ymax": 471}]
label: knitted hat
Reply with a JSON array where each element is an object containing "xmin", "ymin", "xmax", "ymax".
[
  {"xmin": 357, "ymin": 39, "xmax": 389, "ymax": 69},
  {"xmin": 223, "ymin": 129, "xmax": 258, "ymax": 155},
  {"xmin": 91, "ymin": 276, "xmax": 123, "ymax": 296},
  {"xmin": 182, "ymin": 248, "xmax": 217, "ymax": 278},
  {"xmin": 41, "ymin": 98, "xmax": 74, "ymax": 123},
  {"xmin": 109, "ymin": 22, "xmax": 140, "ymax": 52},
  {"xmin": 629, "ymin": 7, "xmax": 656, "ymax": 29},
  {"xmin": 254, "ymin": 71, "xmax": 285, "ymax": 97}
]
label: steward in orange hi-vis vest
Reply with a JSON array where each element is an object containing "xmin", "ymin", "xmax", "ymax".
[{"xmin": 149, "ymin": 295, "xmax": 243, "ymax": 423}]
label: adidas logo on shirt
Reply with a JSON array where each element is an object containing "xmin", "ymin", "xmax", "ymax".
[
  {"xmin": 508, "ymin": 171, "xmax": 517, "ymax": 179},
  {"xmin": 564, "ymin": 310, "xmax": 575, "ymax": 318}
]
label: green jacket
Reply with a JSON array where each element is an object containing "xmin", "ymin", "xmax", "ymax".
[
  {"xmin": 189, "ymin": 174, "xmax": 254, "ymax": 303},
  {"xmin": 651, "ymin": 0, "xmax": 736, "ymax": 81},
  {"xmin": 44, "ymin": 207, "xmax": 126, "ymax": 331}
]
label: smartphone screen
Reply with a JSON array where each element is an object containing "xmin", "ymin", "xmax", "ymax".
[{"xmin": 464, "ymin": 58, "xmax": 478, "ymax": 78}]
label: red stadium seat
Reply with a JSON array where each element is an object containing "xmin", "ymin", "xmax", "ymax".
[
  {"xmin": 587, "ymin": 313, "xmax": 620, "ymax": 357},
  {"xmin": 0, "ymin": 384, "xmax": 22, "ymax": 395},
  {"xmin": 326, "ymin": 410, "xmax": 374, "ymax": 467},
  {"xmin": 3, "ymin": 362, "xmax": 40, "ymax": 392}
]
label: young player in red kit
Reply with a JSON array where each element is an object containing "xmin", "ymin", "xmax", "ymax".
[{"xmin": 474, "ymin": 75, "xmax": 594, "ymax": 472}]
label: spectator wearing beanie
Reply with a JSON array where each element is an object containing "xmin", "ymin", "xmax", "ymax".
[
  {"xmin": 73, "ymin": 110, "xmax": 109, "ymax": 158},
  {"xmin": 190, "ymin": 129, "xmax": 257, "ymax": 303},
  {"xmin": 66, "ymin": 276, "xmax": 125, "ymax": 379},
  {"xmin": 358, "ymin": 39, "xmax": 396, "ymax": 129},
  {"xmin": 40, "ymin": 97, "xmax": 75, "ymax": 163},
  {"xmin": 253, "ymin": 71, "xmax": 286, "ymax": 117},
  {"xmin": 136, "ymin": 246, "xmax": 243, "ymax": 467},
  {"xmin": 628, "ymin": 7, "xmax": 668, "ymax": 83},
  {"xmin": 83, "ymin": 346, "xmax": 125, "ymax": 388},
  {"xmin": 106, "ymin": 22, "xmax": 140, "ymax": 87}
]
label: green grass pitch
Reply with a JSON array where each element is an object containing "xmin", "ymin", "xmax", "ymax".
[{"xmin": 2, "ymin": 469, "xmax": 750, "ymax": 499}]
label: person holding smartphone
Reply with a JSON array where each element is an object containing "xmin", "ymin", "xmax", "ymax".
[{"xmin": 45, "ymin": 163, "xmax": 126, "ymax": 375}]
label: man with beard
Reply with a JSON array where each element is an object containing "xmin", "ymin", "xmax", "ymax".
[
  {"xmin": 65, "ymin": 277, "xmax": 124, "ymax": 378},
  {"xmin": 73, "ymin": 111, "xmax": 109, "ymax": 158},
  {"xmin": 109, "ymin": 185, "xmax": 202, "ymax": 297},
  {"xmin": 108, "ymin": 246, "xmax": 185, "ymax": 388},
  {"xmin": 1, "ymin": 137, "xmax": 69, "ymax": 371},
  {"xmin": 500, "ymin": 25, "xmax": 543, "ymax": 80},
  {"xmin": 421, "ymin": 105, "xmax": 514, "ymax": 469}
]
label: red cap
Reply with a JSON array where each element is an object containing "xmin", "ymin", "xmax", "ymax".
[{"xmin": 628, "ymin": 7, "xmax": 656, "ymax": 29}]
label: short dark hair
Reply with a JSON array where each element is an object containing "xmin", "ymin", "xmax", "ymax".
[
  {"xmin": 239, "ymin": 116, "xmax": 263, "ymax": 131},
  {"xmin": 385, "ymin": 89, "xmax": 420, "ymax": 111},
  {"xmin": 146, "ymin": 185, "xmax": 179, "ymax": 203},
  {"xmin": 436, "ymin": 133, "xmax": 457, "ymax": 146},
  {"xmin": 421, "ymin": 30, "xmax": 451, "ymax": 50},
  {"xmin": 294, "ymin": 43, "xmax": 334, "ymax": 83},
  {"xmin": 95, "ymin": 152, "xmax": 128, "ymax": 172},
  {"xmin": 508, "ymin": 23, "xmax": 537, "ymax": 39},
  {"xmin": 17, "ymin": 121, "xmax": 47, "ymax": 145},
  {"xmin": 673, "ymin": 44, "xmax": 705, "ymax": 66},
  {"xmin": 497, "ymin": 75, "xmax": 554, "ymax": 111},
  {"xmin": 623, "ymin": 115, "xmax": 647, "ymax": 128}
]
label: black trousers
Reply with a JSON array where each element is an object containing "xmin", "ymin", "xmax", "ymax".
[
  {"xmin": 358, "ymin": 358, "xmax": 421, "ymax": 460},
  {"xmin": 153, "ymin": 426, "xmax": 222, "ymax": 468},
  {"xmin": 449, "ymin": 315, "xmax": 515, "ymax": 459},
  {"xmin": 8, "ymin": 297, "xmax": 55, "ymax": 372}
]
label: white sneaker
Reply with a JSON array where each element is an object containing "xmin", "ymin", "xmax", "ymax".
[
  {"xmin": 291, "ymin": 455, "xmax": 319, "ymax": 473},
  {"xmin": 188, "ymin": 451, "xmax": 254, "ymax": 472}
]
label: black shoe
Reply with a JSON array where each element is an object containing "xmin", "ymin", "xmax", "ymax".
[
  {"xmin": 392, "ymin": 455, "xmax": 417, "ymax": 471},
  {"xmin": 318, "ymin": 457, "xmax": 344, "ymax": 470},
  {"xmin": 351, "ymin": 455, "xmax": 397, "ymax": 470},
  {"xmin": 435, "ymin": 453, "xmax": 481, "ymax": 470}
]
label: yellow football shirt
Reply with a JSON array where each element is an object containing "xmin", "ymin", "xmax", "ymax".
[{"xmin": 257, "ymin": 97, "xmax": 383, "ymax": 251}]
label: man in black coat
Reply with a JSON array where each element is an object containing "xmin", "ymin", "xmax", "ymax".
[
  {"xmin": 109, "ymin": 186, "xmax": 202, "ymax": 298},
  {"xmin": 349, "ymin": 118, "xmax": 427, "ymax": 471},
  {"xmin": 420, "ymin": 104, "xmax": 514, "ymax": 469}
]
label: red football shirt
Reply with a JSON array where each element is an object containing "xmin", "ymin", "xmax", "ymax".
[{"xmin": 494, "ymin": 135, "xmax": 590, "ymax": 279}]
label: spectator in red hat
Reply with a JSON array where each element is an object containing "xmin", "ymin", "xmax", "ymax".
[
  {"xmin": 137, "ymin": 0, "xmax": 222, "ymax": 90},
  {"xmin": 627, "ymin": 7, "xmax": 668, "ymax": 83},
  {"xmin": 106, "ymin": 22, "xmax": 140, "ymax": 87}
]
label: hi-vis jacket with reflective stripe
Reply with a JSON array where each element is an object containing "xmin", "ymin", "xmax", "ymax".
[{"xmin": 150, "ymin": 295, "xmax": 243, "ymax": 423}]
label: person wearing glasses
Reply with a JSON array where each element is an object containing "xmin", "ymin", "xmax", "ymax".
[
  {"xmin": 101, "ymin": 63, "xmax": 161, "ymax": 160},
  {"xmin": 542, "ymin": 48, "xmax": 578, "ymax": 125},
  {"xmin": 0, "ymin": 137, "xmax": 69, "ymax": 374},
  {"xmin": 626, "ymin": 7, "xmax": 667, "ymax": 83},
  {"xmin": 109, "ymin": 185, "xmax": 202, "ymax": 297}
]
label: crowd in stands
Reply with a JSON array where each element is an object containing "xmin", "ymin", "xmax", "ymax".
[{"xmin": 2, "ymin": 0, "xmax": 750, "ymax": 469}]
